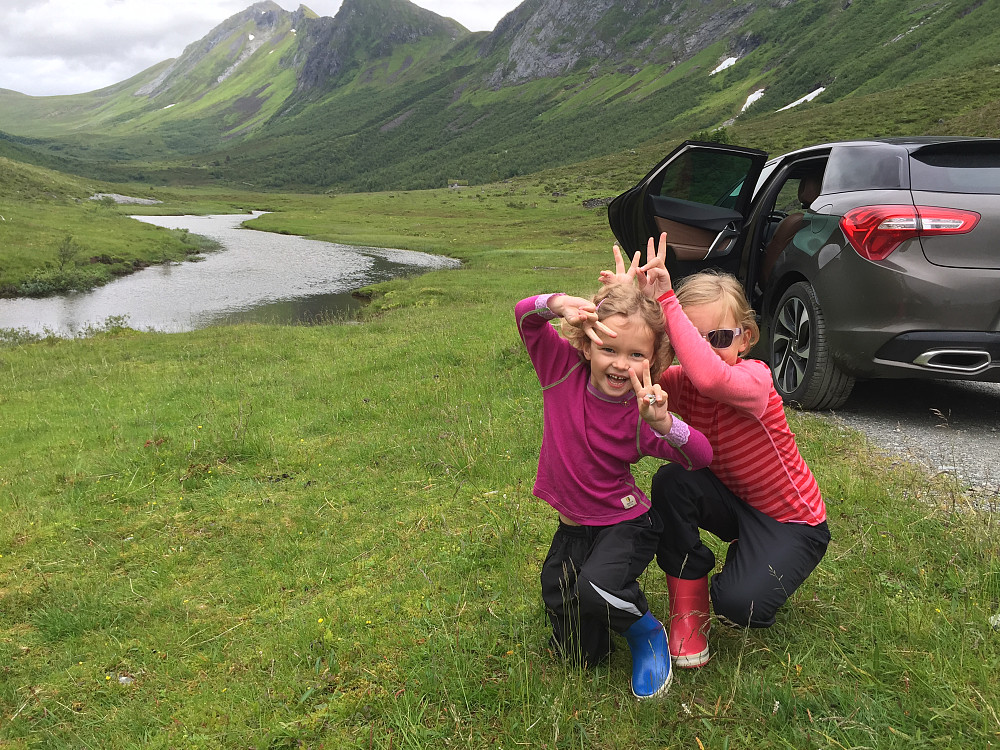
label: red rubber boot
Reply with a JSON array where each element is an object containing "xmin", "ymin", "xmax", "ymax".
[{"xmin": 666, "ymin": 575, "xmax": 711, "ymax": 668}]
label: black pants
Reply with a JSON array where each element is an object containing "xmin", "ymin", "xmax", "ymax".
[
  {"xmin": 651, "ymin": 464, "xmax": 830, "ymax": 628},
  {"xmin": 540, "ymin": 510, "xmax": 662, "ymax": 666}
]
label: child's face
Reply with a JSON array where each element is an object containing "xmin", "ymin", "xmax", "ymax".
[
  {"xmin": 684, "ymin": 302, "xmax": 750, "ymax": 366},
  {"xmin": 583, "ymin": 313, "xmax": 656, "ymax": 398}
]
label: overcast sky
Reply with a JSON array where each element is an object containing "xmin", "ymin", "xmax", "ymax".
[{"xmin": 0, "ymin": 0, "xmax": 522, "ymax": 97}]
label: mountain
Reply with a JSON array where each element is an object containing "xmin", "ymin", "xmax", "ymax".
[
  {"xmin": 1, "ymin": 0, "xmax": 999, "ymax": 192},
  {"xmin": 479, "ymin": 0, "xmax": 756, "ymax": 88}
]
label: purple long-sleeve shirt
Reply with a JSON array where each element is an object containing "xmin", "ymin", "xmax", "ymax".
[{"xmin": 516, "ymin": 295, "xmax": 713, "ymax": 525}]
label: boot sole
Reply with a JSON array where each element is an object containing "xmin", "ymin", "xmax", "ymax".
[
  {"xmin": 672, "ymin": 648, "xmax": 710, "ymax": 668},
  {"xmin": 632, "ymin": 666, "xmax": 672, "ymax": 700}
]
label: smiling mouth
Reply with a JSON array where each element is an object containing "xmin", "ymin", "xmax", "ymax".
[{"xmin": 607, "ymin": 373, "xmax": 630, "ymax": 388}]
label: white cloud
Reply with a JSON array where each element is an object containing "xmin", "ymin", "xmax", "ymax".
[{"xmin": 0, "ymin": 0, "xmax": 521, "ymax": 96}]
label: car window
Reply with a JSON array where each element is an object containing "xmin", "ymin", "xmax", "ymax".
[
  {"xmin": 654, "ymin": 150, "xmax": 759, "ymax": 206},
  {"xmin": 773, "ymin": 179, "xmax": 803, "ymax": 213},
  {"xmin": 909, "ymin": 143, "xmax": 1000, "ymax": 194},
  {"xmin": 716, "ymin": 179, "xmax": 744, "ymax": 209},
  {"xmin": 824, "ymin": 145, "xmax": 905, "ymax": 193}
]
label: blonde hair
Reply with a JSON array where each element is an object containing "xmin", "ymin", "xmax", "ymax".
[
  {"xmin": 672, "ymin": 271, "xmax": 759, "ymax": 358},
  {"xmin": 562, "ymin": 283, "xmax": 671, "ymax": 379}
]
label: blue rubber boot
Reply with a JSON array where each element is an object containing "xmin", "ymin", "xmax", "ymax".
[{"xmin": 622, "ymin": 610, "xmax": 672, "ymax": 699}]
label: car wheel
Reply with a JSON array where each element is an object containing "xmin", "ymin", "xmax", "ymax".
[{"xmin": 769, "ymin": 281, "xmax": 854, "ymax": 410}]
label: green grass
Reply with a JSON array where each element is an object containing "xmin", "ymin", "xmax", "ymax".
[
  {"xmin": 1, "ymin": 184, "xmax": 999, "ymax": 747},
  {"xmin": 0, "ymin": 159, "xmax": 236, "ymax": 295}
]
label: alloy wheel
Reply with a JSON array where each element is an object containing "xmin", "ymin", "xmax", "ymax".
[{"xmin": 771, "ymin": 294, "xmax": 811, "ymax": 396}]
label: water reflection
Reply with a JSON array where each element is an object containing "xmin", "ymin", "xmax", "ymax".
[{"xmin": 0, "ymin": 212, "xmax": 458, "ymax": 335}]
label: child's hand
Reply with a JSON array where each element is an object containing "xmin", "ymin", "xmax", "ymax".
[
  {"xmin": 640, "ymin": 232, "xmax": 673, "ymax": 299},
  {"xmin": 599, "ymin": 233, "xmax": 672, "ymax": 299},
  {"xmin": 629, "ymin": 359, "xmax": 673, "ymax": 433},
  {"xmin": 548, "ymin": 294, "xmax": 617, "ymax": 344},
  {"xmin": 598, "ymin": 244, "xmax": 644, "ymax": 288}
]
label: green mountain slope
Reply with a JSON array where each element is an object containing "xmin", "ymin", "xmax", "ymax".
[{"xmin": 0, "ymin": 0, "xmax": 998, "ymax": 191}]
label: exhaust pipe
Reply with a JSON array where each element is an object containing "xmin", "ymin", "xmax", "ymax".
[{"xmin": 912, "ymin": 349, "xmax": 992, "ymax": 373}]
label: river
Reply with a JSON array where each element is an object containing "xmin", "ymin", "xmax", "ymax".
[{"xmin": 0, "ymin": 212, "xmax": 459, "ymax": 336}]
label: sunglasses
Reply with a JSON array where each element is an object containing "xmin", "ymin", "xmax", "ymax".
[{"xmin": 701, "ymin": 327, "xmax": 743, "ymax": 348}]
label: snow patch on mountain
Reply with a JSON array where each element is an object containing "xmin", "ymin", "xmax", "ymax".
[
  {"xmin": 711, "ymin": 57, "xmax": 739, "ymax": 75},
  {"xmin": 741, "ymin": 88, "xmax": 765, "ymax": 111},
  {"xmin": 777, "ymin": 87, "xmax": 825, "ymax": 111}
]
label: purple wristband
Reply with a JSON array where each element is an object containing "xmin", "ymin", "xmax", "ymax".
[
  {"xmin": 536, "ymin": 293, "xmax": 565, "ymax": 319},
  {"xmin": 654, "ymin": 414, "xmax": 690, "ymax": 447}
]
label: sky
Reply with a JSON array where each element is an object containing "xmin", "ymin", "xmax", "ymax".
[{"xmin": 0, "ymin": 0, "xmax": 523, "ymax": 97}]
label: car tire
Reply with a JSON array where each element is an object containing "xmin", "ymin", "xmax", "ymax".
[{"xmin": 769, "ymin": 281, "xmax": 854, "ymax": 410}]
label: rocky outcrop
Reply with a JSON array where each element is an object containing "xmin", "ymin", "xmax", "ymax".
[
  {"xmin": 293, "ymin": 0, "xmax": 468, "ymax": 92},
  {"xmin": 480, "ymin": 0, "xmax": 760, "ymax": 89}
]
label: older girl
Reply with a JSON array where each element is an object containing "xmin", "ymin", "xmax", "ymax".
[{"xmin": 603, "ymin": 233, "xmax": 829, "ymax": 668}]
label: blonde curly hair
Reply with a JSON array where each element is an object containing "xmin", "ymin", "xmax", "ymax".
[{"xmin": 561, "ymin": 283, "xmax": 671, "ymax": 380}]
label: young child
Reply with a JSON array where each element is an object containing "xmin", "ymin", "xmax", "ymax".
[
  {"xmin": 515, "ymin": 282, "xmax": 713, "ymax": 699},
  {"xmin": 602, "ymin": 232, "xmax": 830, "ymax": 668}
]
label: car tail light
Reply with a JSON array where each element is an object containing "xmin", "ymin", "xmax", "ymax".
[{"xmin": 840, "ymin": 205, "xmax": 981, "ymax": 261}]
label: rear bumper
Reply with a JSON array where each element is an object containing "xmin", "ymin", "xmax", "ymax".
[
  {"xmin": 872, "ymin": 332, "xmax": 1000, "ymax": 381},
  {"xmin": 796, "ymin": 236, "xmax": 1000, "ymax": 380}
]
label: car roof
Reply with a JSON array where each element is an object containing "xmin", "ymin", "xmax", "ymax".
[{"xmin": 768, "ymin": 135, "xmax": 1000, "ymax": 165}]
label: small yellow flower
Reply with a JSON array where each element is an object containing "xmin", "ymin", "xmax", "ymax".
[{"xmin": 318, "ymin": 618, "xmax": 324, "ymax": 624}]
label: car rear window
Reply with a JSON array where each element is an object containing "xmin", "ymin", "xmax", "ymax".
[{"xmin": 909, "ymin": 143, "xmax": 1000, "ymax": 194}]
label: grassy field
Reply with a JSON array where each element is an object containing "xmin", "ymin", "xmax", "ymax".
[
  {"xmin": 0, "ymin": 160, "xmax": 226, "ymax": 297},
  {"xmin": 1, "ymin": 179, "xmax": 1000, "ymax": 748}
]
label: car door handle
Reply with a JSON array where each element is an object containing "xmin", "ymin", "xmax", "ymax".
[{"xmin": 704, "ymin": 223, "xmax": 739, "ymax": 259}]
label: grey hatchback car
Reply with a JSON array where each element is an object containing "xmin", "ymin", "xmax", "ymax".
[{"xmin": 607, "ymin": 137, "xmax": 1000, "ymax": 409}]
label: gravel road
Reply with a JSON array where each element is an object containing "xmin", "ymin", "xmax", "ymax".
[{"xmin": 820, "ymin": 378, "xmax": 1000, "ymax": 501}]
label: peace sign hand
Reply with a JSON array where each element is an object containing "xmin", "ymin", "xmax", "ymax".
[
  {"xmin": 629, "ymin": 359, "xmax": 673, "ymax": 434},
  {"xmin": 599, "ymin": 243, "xmax": 645, "ymax": 288},
  {"xmin": 639, "ymin": 232, "xmax": 673, "ymax": 299}
]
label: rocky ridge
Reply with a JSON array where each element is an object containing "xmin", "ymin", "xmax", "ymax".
[{"xmin": 480, "ymin": 0, "xmax": 761, "ymax": 88}]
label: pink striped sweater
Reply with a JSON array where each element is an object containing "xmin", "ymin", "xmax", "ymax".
[{"xmin": 658, "ymin": 291, "xmax": 826, "ymax": 525}]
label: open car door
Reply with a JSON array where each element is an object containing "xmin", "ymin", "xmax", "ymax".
[{"xmin": 608, "ymin": 141, "xmax": 767, "ymax": 279}]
